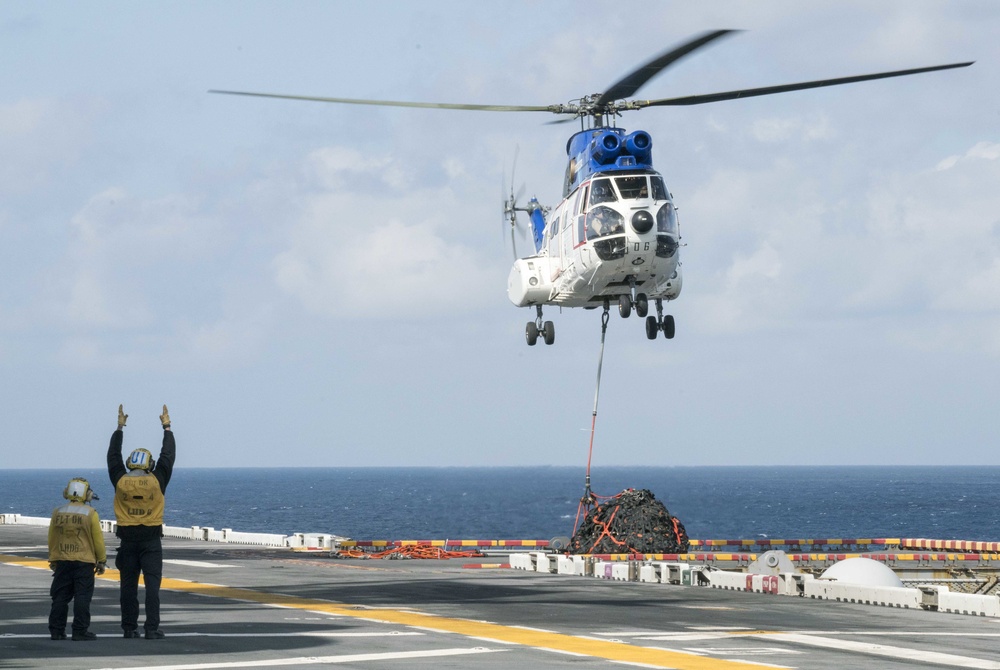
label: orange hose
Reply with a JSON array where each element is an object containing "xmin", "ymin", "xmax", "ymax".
[{"xmin": 335, "ymin": 545, "xmax": 484, "ymax": 560}]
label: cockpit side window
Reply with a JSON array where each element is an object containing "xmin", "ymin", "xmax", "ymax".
[
  {"xmin": 615, "ymin": 176, "xmax": 648, "ymax": 200},
  {"xmin": 656, "ymin": 202, "xmax": 678, "ymax": 235},
  {"xmin": 651, "ymin": 176, "xmax": 668, "ymax": 201},
  {"xmin": 655, "ymin": 201, "xmax": 679, "ymax": 259},
  {"xmin": 589, "ymin": 179, "xmax": 617, "ymax": 205}
]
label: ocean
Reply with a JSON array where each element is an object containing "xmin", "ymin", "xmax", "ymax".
[{"xmin": 2, "ymin": 466, "xmax": 998, "ymax": 541}]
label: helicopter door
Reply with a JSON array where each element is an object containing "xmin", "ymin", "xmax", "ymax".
[
  {"xmin": 561, "ymin": 215, "xmax": 573, "ymax": 271},
  {"xmin": 574, "ymin": 184, "xmax": 589, "ymax": 249},
  {"xmin": 547, "ymin": 213, "xmax": 562, "ymax": 279}
]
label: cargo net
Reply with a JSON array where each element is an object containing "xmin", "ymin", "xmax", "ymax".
[{"xmin": 571, "ymin": 488, "xmax": 689, "ymax": 555}]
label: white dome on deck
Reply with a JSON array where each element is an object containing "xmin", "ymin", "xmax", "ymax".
[{"xmin": 820, "ymin": 558, "xmax": 903, "ymax": 588}]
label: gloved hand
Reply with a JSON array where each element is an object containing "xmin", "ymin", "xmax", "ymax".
[
  {"xmin": 49, "ymin": 561, "xmax": 56, "ymax": 573},
  {"xmin": 160, "ymin": 404, "xmax": 170, "ymax": 429},
  {"xmin": 95, "ymin": 561, "xmax": 106, "ymax": 576},
  {"xmin": 118, "ymin": 405, "xmax": 128, "ymax": 428}
]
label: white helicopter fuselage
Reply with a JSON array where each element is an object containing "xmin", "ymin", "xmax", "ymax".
[{"xmin": 508, "ymin": 169, "xmax": 682, "ymax": 310}]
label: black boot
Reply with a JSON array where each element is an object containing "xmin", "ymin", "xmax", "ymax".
[{"xmin": 72, "ymin": 631, "xmax": 97, "ymax": 641}]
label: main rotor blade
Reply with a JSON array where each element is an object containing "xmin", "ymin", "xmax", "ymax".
[
  {"xmin": 635, "ymin": 61, "xmax": 974, "ymax": 107},
  {"xmin": 209, "ymin": 89, "xmax": 560, "ymax": 113},
  {"xmin": 595, "ymin": 29, "xmax": 738, "ymax": 107}
]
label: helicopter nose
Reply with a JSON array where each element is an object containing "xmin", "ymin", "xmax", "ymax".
[{"xmin": 631, "ymin": 210, "xmax": 654, "ymax": 234}]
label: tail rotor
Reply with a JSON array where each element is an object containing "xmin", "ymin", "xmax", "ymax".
[{"xmin": 501, "ymin": 147, "xmax": 527, "ymax": 260}]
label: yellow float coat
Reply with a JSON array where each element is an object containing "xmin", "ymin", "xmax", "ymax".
[
  {"xmin": 114, "ymin": 471, "xmax": 165, "ymax": 527},
  {"xmin": 48, "ymin": 503, "xmax": 106, "ymax": 564}
]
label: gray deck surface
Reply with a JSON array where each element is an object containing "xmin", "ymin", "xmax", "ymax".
[{"xmin": 3, "ymin": 525, "xmax": 999, "ymax": 669}]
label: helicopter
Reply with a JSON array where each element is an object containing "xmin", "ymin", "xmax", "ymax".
[{"xmin": 210, "ymin": 30, "xmax": 972, "ymax": 346}]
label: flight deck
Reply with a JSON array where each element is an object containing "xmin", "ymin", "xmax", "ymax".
[{"xmin": 3, "ymin": 523, "xmax": 1000, "ymax": 670}]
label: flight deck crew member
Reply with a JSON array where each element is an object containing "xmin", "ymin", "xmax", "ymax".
[
  {"xmin": 48, "ymin": 477, "xmax": 107, "ymax": 641},
  {"xmin": 107, "ymin": 404, "xmax": 175, "ymax": 640}
]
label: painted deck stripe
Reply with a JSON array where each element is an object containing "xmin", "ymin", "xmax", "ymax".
[
  {"xmin": 759, "ymin": 632, "xmax": 1000, "ymax": 669},
  {"xmin": 164, "ymin": 559, "xmax": 238, "ymax": 568},
  {"xmin": 153, "ymin": 581, "xmax": 775, "ymax": 669},
  {"xmin": 91, "ymin": 647, "xmax": 501, "ymax": 670}
]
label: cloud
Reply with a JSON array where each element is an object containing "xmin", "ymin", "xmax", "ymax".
[
  {"xmin": 850, "ymin": 141, "xmax": 1000, "ymax": 319},
  {"xmin": 0, "ymin": 96, "xmax": 102, "ymax": 196},
  {"xmin": 273, "ymin": 201, "xmax": 497, "ymax": 319},
  {"xmin": 935, "ymin": 141, "xmax": 1000, "ymax": 172},
  {"xmin": 25, "ymin": 184, "xmax": 276, "ymax": 370},
  {"xmin": 54, "ymin": 309, "xmax": 272, "ymax": 371},
  {"xmin": 304, "ymin": 146, "xmax": 409, "ymax": 192},
  {"xmin": 751, "ymin": 115, "xmax": 834, "ymax": 143},
  {"xmin": 49, "ymin": 187, "xmax": 225, "ymax": 329},
  {"xmin": 272, "ymin": 144, "xmax": 501, "ymax": 319},
  {"xmin": 681, "ymin": 127, "xmax": 1000, "ymax": 358}
]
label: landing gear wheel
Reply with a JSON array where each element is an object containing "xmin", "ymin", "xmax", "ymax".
[
  {"xmin": 635, "ymin": 293, "xmax": 649, "ymax": 318},
  {"xmin": 525, "ymin": 322, "xmax": 539, "ymax": 346},
  {"xmin": 618, "ymin": 295, "xmax": 632, "ymax": 318},
  {"xmin": 645, "ymin": 316, "xmax": 658, "ymax": 340},
  {"xmin": 662, "ymin": 314, "xmax": 675, "ymax": 339},
  {"xmin": 542, "ymin": 321, "xmax": 555, "ymax": 345}
]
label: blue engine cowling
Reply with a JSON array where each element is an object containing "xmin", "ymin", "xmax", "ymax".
[
  {"xmin": 591, "ymin": 131, "xmax": 622, "ymax": 165},
  {"xmin": 625, "ymin": 131, "xmax": 652, "ymax": 165}
]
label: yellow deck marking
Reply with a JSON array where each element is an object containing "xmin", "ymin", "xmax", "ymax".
[{"xmin": 1, "ymin": 553, "xmax": 766, "ymax": 669}]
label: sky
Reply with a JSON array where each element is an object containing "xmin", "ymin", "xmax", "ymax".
[{"xmin": 1, "ymin": 1, "xmax": 997, "ymax": 469}]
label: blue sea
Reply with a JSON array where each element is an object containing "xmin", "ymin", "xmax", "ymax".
[{"xmin": 2, "ymin": 467, "xmax": 999, "ymax": 541}]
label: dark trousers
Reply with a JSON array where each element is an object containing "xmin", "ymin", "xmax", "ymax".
[
  {"xmin": 49, "ymin": 561, "xmax": 95, "ymax": 635},
  {"xmin": 115, "ymin": 538, "xmax": 163, "ymax": 632}
]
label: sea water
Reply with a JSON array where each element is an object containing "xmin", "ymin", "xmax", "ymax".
[{"xmin": 2, "ymin": 466, "xmax": 998, "ymax": 541}]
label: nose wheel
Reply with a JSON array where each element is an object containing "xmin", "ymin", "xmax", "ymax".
[
  {"xmin": 618, "ymin": 286, "xmax": 649, "ymax": 319},
  {"xmin": 618, "ymin": 295, "xmax": 632, "ymax": 318},
  {"xmin": 526, "ymin": 306, "xmax": 555, "ymax": 346}
]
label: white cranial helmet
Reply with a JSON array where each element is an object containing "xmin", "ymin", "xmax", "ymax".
[{"xmin": 63, "ymin": 478, "xmax": 93, "ymax": 503}]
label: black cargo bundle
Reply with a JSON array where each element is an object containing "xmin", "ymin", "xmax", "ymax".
[{"xmin": 571, "ymin": 488, "xmax": 689, "ymax": 555}]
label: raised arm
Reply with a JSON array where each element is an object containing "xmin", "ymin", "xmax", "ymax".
[
  {"xmin": 107, "ymin": 404, "xmax": 127, "ymax": 487},
  {"xmin": 154, "ymin": 405, "xmax": 176, "ymax": 491}
]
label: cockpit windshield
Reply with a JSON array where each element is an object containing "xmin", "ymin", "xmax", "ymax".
[
  {"xmin": 589, "ymin": 179, "xmax": 616, "ymax": 205},
  {"xmin": 615, "ymin": 176, "xmax": 648, "ymax": 199},
  {"xmin": 590, "ymin": 174, "xmax": 671, "ymax": 205}
]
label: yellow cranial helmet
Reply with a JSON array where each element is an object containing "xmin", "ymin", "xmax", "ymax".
[
  {"xmin": 126, "ymin": 448, "xmax": 155, "ymax": 471},
  {"xmin": 63, "ymin": 478, "xmax": 94, "ymax": 503}
]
